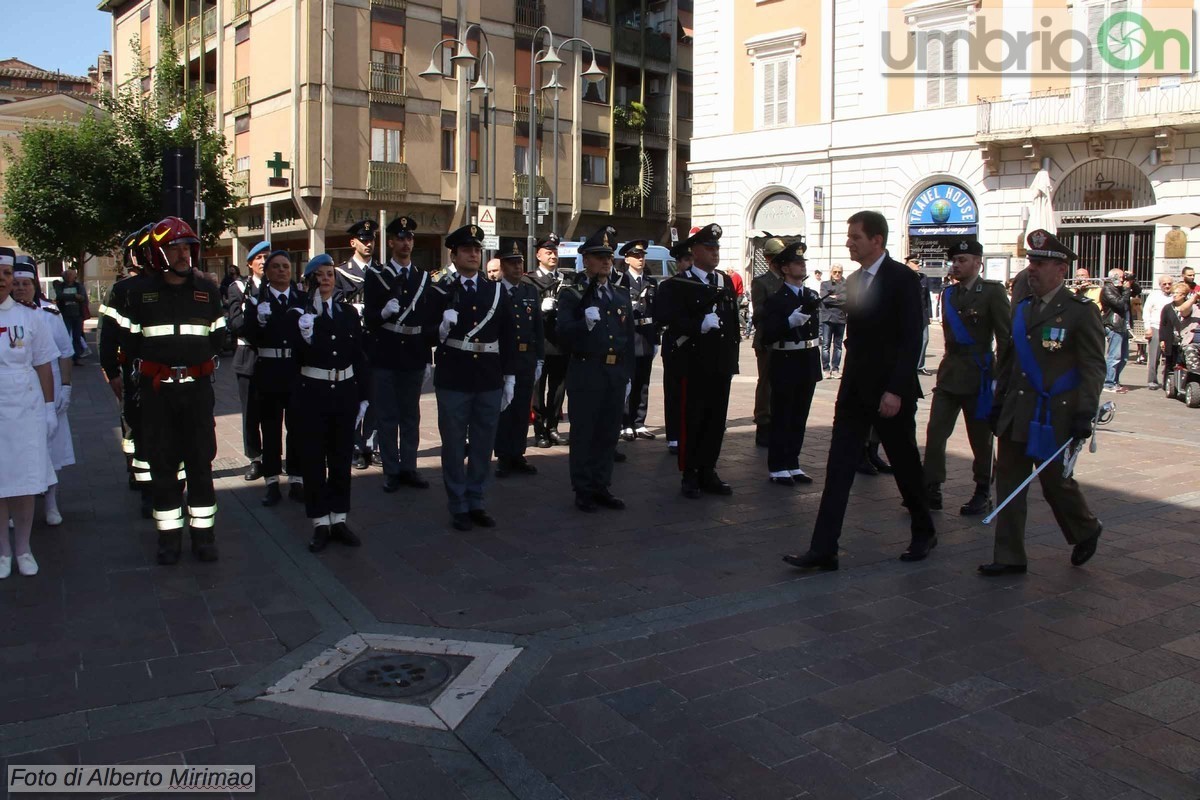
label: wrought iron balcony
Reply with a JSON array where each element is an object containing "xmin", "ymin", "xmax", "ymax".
[
  {"xmin": 368, "ymin": 161, "xmax": 408, "ymax": 200},
  {"xmin": 232, "ymin": 0, "xmax": 250, "ymax": 25},
  {"xmin": 515, "ymin": 0, "xmax": 545, "ymax": 39},
  {"xmin": 645, "ymin": 111, "xmax": 671, "ymax": 138},
  {"xmin": 234, "ymin": 169, "xmax": 250, "ymax": 198},
  {"xmin": 513, "ymin": 172, "xmax": 549, "ymax": 199},
  {"xmin": 371, "ymin": 0, "xmax": 407, "ymax": 8},
  {"xmin": 369, "ymin": 62, "xmax": 406, "ymax": 105},
  {"xmin": 646, "ymin": 191, "xmax": 669, "ymax": 217},
  {"xmin": 513, "ymin": 87, "xmax": 544, "ymax": 124},
  {"xmin": 232, "ymin": 77, "xmax": 250, "ymax": 115}
]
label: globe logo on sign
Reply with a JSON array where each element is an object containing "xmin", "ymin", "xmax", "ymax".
[{"xmin": 930, "ymin": 198, "xmax": 952, "ymax": 224}]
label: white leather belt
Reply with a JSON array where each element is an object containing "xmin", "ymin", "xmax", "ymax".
[
  {"xmin": 301, "ymin": 365, "xmax": 355, "ymax": 382},
  {"xmin": 382, "ymin": 321, "xmax": 423, "ymax": 335},
  {"xmin": 259, "ymin": 348, "xmax": 292, "ymax": 358},
  {"xmin": 772, "ymin": 338, "xmax": 820, "ymax": 351},
  {"xmin": 445, "ymin": 338, "xmax": 500, "ymax": 354}
]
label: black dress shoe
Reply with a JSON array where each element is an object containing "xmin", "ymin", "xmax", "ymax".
[
  {"xmin": 451, "ymin": 513, "xmax": 473, "ymax": 531},
  {"xmin": 1071, "ymin": 524, "xmax": 1102, "ymax": 566},
  {"xmin": 534, "ymin": 436, "xmax": 552, "ymax": 448},
  {"xmin": 549, "ymin": 430, "xmax": 569, "ymax": 445},
  {"xmin": 308, "ymin": 525, "xmax": 330, "ymax": 553},
  {"xmin": 925, "ymin": 483, "xmax": 943, "ymax": 511},
  {"xmin": 635, "ymin": 429, "xmax": 656, "ymax": 440},
  {"xmin": 331, "ymin": 521, "xmax": 361, "ymax": 546},
  {"xmin": 469, "ymin": 509, "xmax": 497, "ymax": 527},
  {"xmin": 681, "ymin": 471, "xmax": 701, "ymax": 499},
  {"xmin": 699, "ymin": 471, "xmax": 733, "ymax": 495},
  {"xmin": 782, "ymin": 551, "xmax": 839, "ymax": 571},
  {"xmin": 575, "ymin": 492, "xmax": 598, "ymax": 512},
  {"xmin": 383, "ymin": 474, "xmax": 403, "ymax": 492},
  {"xmin": 593, "ymin": 491, "xmax": 626, "ymax": 510},
  {"xmin": 791, "ymin": 471, "xmax": 813, "ymax": 484},
  {"xmin": 899, "ymin": 535, "xmax": 937, "ymax": 562},
  {"xmin": 261, "ymin": 483, "xmax": 282, "ymax": 507},
  {"xmin": 621, "ymin": 429, "xmax": 636, "ymax": 442},
  {"xmin": 855, "ymin": 456, "xmax": 879, "ymax": 476},
  {"xmin": 867, "ymin": 446, "xmax": 893, "ymax": 474},
  {"xmin": 510, "ymin": 457, "xmax": 538, "ymax": 475},
  {"xmin": 352, "ymin": 453, "xmax": 369, "ymax": 470},
  {"xmin": 288, "ymin": 482, "xmax": 305, "ymax": 502},
  {"xmin": 244, "ymin": 461, "xmax": 263, "ymax": 481},
  {"xmin": 769, "ymin": 476, "xmax": 795, "ymax": 487},
  {"xmin": 959, "ymin": 484, "xmax": 992, "ymax": 516},
  {"xmin": 978, "ymin": 562, "xmax": 1027, "ymax": 576},
  {"xmin": 398, "ymin": 471, "xmax": 430, "ymax": 489},
  {"xmin": 918, "ymin": 368, "xmax": 934, "ymax": 376},
  {"xmin": 494, "ymin": 460, "xmax": 511, "ymax": 479}
]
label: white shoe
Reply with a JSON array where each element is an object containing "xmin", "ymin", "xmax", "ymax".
[
  {"xmin": 0, "ymin": 556, "xmax": 11, "ymax": 579},
  {"xmin": 46, "ymin": 509, "xmax": 63, "ymax": 526},
  {"xmin": 15, "ymin": 553, "xmax": 38, "ymax": 576}
]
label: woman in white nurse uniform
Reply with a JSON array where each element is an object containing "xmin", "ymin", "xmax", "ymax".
[
  {"xmin": 11, "ymin": 256, "xmax": 74, "ymax": 525},
  {"xmin": 0, "ymin": 247, "xmax": 59, "ymax": 578}
]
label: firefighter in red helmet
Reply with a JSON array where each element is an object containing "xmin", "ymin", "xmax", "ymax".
[{"xmin": 118, "ymin": 217, "xmax": 226, "ymax": 564}]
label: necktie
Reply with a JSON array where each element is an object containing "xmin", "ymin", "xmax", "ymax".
[
  {"xmin": 465, "ymin": 279, "xmax": 476, "ymax": 295},
  {"xmin": 599, "ymin": 285, "xmax": 608, "ymax": 303},
  {"xmin": 400, "ymin": 267, "xmax": 408, "ymax": 282},
  {"xmin": 707, "ymin": 273, "xmax": 717, "ymax": 287}
]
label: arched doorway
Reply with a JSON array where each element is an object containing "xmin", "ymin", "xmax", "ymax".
[
  {"xmin": 746, "ymin": 191, "xmax": 805, "ymax": 279},
  {"xmin": 1055, "ymin": 158, "xmax": 1156, "ymax": 283},
  {"xmin": 904, "ymin": 181, "xmax": 979, "ymax": 279}
]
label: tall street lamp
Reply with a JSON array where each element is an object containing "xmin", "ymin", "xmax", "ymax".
[{"xmin": 543, "ymin": 38, "xmax": 605, "ymax": 237}]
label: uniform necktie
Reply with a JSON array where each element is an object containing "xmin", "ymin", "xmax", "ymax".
[
  {"xmin": 465, "ymin": 279, "xmax": 476, "ymax": 295},
  {"xmin": 707, "ymin": 273, "xmax": 717, "ymax": 287},
  {"xmin": 400, "ymin": 267, "xmax": 409, "ymax": 282}
]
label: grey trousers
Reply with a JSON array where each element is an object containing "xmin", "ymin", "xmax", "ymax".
[
  {"xmin": 374, "ymin": 366, "xmax": 425, "ymax": 476},
  {"xmin": 237, "ymin": 373, "xmax": 262, "ymax": 461},
  {"xmin": 1148, "ymin": 328, "xmax": 1163, "ymax": 384},
  {"xmin": 436, "ymin": 388, "xmax": 502, "ymax": 514}
]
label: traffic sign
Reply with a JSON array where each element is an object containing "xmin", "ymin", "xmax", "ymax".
[
  {"xmin": 478, "ymin": 205, "xmax": 497, "ymax": 237},
  {"xmin": 670, "ymin": 227, "xmax": 678, "ymax": 243}
]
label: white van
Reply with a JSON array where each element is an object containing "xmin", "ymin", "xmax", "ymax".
[{"xmin": 555, "ymin": 241, "xmax": 677, "ymax": 278}]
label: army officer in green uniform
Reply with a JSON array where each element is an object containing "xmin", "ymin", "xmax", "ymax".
[
  {"xmin": 557, "ymin": 226, "xmax": 636, "ymax": 512},
  {"xmin": 922, "ymin": 239, "xmax": 1011, "ymax": 516},
  {"xmin": 980, "ymin": 229, "xmax": 1106, "ymax": 576}
]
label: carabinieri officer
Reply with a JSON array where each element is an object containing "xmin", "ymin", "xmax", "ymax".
[
  {"xmin": 493, "ymin": 237, "xmax": 545, "ymax": 478},
  {"xmin": 364, "ymin": 214, "xmax": 435, "ymax": 492},
  {"xmin": 433, "ymin": 224, "xmax": 518, "ymax": 531},
  {"xmin": 340, "ymin": 219, "xmax": 377, "ymax": 469},
  {"xmin": 613, "ymin": 239, "xmax": 659, "ymax": 442},
  {"xmin": 760, "ymin": 241, "xmax": 822, "ymax": 486},
  {"xmin": 921, "ymin": 239, "xmax": 1011, "ymax": 516},
  {"xmin": 293, "ymin": 254, "xmax": 368, "ymax": 553},
  {"xmin": 557, "ymin": 226, "xmax": 636, "ymax": 511},
  {"xmin": 527, "ymin": 234, "xmax": 570, "ymax": 448}
]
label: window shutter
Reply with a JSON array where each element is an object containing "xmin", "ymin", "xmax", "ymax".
[
  {"xmin": 371, "ymin": 128, "xmax": 385, "ymax": 161},
  {"xmin": 1086, "ymin": 3, "xmax": 1105, "ymax": 73},
  {"xmin": 761, "ymin": 61, "xmax": 776, "ymax": 128},
  {"xmin": 943, "ymin": 38, "xmax": 957, "ymax": 105},
  {"xmin": 775, "ymin": 58, "xmax": 790, "ymax": 125},
  {"xmin": 926, "ymin": 38, "xmax": 942, "ymax": 106}
]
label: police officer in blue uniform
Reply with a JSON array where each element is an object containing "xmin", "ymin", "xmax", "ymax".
[
  {"xmin": 655, "ymin": 224, "xmax": 741, "ymax": 498},
  {"xmin": 242, "ymin": 250, "xmax": 307, "ymax": 506},
  {"xmin": 760, "ymin": 241, "xmax": 823, "ymax": 486},
  {"xmin": 340, "ymin": 219, "xmax": 378, "ymax": 469},
  {"xmin": 557, "ymin": 226, "xmax": 636, "ymax": 511},
  {"xmin": 527, "ymin": 234, "xmax": 570, "ymax": 448},
  {"xmin": 493, "ymin": 237, "xmax": 545, "ymax": 477},
  {"xmin": 227, "ymin": 240, "xmax": 270, "ymax": 481},
  {"xmin": 613, "ymin": 239, "xmax": 659, "ymax": 442},
  {"xmin": 364, "ymin": 214, "xmax": 435, "ymax": 492},
  {"xmin": 433, "ymin": 224, "xmax": 518, "ymax": 531},
  {"xmin": 294, "ymin": 254, "xmax": 369, "ymax": 553}
]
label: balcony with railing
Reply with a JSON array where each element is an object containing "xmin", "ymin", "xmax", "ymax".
[
  {"xmin": 513, "ymin": 86, "xmax": 545, "ymax": 124},
  {"xmin": 515, "ymin": 0, "xmax": 545, "ymax": 39},
  {"xmin": 514, "ymin": 172, "xmax": 550, "ymax": 199},
  {"xmin": 645, "ymin": 111, "xmax": 670, "ymax": 138},
  {"xmin": 234, "ymin": 169, "xmax": 250, "ymax": 198},
  {"xmin": 232, "ymin": 77, "xmax": 250, "ymax": 114},
  {"xmin": 977, "ymin": 78, "xmax": 1200, "ymax": 141},
  {"xmin": 173, "ymin": 7, "xmax": 218, "ymax": 57},
  {"xmin": 369, "ymin": 62, "xmax": 406, "ymax": 105},
  {"xmin": 614, "ymin": 28, "xmax": 672, "ymax": 64},
  {"xmin": 646, "ymin": 191, "xmax": 669, "ymax": 217},
  {"xmin": 368, "ymin": 161, "xmax": 409, "ymax": 200},
  {"xmin": 371, "ymin": 0, "xmax": 407, "ymax": 8},
  {"xmin": 232, "ymin": 0, "xmax": 249, "ymax": 25}
]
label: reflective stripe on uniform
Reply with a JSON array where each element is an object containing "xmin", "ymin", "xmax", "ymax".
[
  {"xmin": 143, "ymin": 323, "xmax": 222, "ymax": 338},
  {"xmin": 132, "ymin": 459, "xmax": 151, "ymax": 470},
  {"xmin": 187, "ymin": 505, "xmax": 217, "ymax": 517},
  {"xmin": 134, "ymin": 471, "xmax": 153, "ymax": 483},
  {"xmin": 156, "ymin": 516, "xmax": 185, "ymax": 531},
  {"xmin": 210, "ymin": 317, "xmax": 226, "ymax": 332},
  {"xmin": 121, "ymin": 437, "xmax": 136, "ymax": 455},
  {"xmin": 142, "ymin": 325, "xmax": 175, "ymax": 338},
  {"xmin": 178, "ymin": 324, "xmax": 211, "ymax": 336},
  {"xmin": 104, "ymin": 305, "xmax": 134, "ymax": 329},
  {"xmin": 153, "ymin": 508, "xmax": 183, "ymax": 521},
  {"xmin": 188, "ymin": 516, "xmax": 216, "ymax": 528}
]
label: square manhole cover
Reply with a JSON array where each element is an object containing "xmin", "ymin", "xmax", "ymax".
[{"xmin": 259, "ymin": 633, "xmax": 521, "ymax": 730}]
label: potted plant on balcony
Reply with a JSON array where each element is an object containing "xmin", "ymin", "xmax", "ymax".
[
  {"xmin": 613, "ymin": 101, "xmax": 647, "ymax": 132},
  {"xmin": 615, "ymin": 184, "xmax": 642, "ymax": 210}
]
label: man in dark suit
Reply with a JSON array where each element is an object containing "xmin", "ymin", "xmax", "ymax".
[{"xmin": 784, "ymin": 211, "xmax": 936, "ymax": 570}]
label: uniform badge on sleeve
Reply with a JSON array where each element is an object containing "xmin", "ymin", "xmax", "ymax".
[{"xmin": 194, "ymin": 291, "xmax": 209, "ymax": 303}]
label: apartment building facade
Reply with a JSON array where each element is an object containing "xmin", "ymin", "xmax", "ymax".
[
  {"xmin": 691, "ymin": 0, "xmax": 1200, "ymax": 285},
  {"xmin": 101, "ymin": 0, "xmax": 695, "ymax": 269}
]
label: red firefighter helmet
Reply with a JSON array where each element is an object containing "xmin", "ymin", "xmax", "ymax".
[{"xmin": 148, "ymin": 216, "xmax": 200, "ymax": 274}]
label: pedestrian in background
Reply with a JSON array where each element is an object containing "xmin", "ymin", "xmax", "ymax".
[
  {"xmin": 819, "ymin": 264, "xmax": 847, "ymax": 378},
  {"xmin": 906, "ymin": 256, "xmax": 933, "ymax": 376},
  {"xmin": 11, "ymin": 257, "xmax": 74, "ymax": 526},
  {"xmin": 0, "ymin": 247, "xmax": 59, "ymax": 579},
  {"xmin": 1143, "ymin": 274, "xmax": 1175, "ymax": 390},
  {"xmin": 52, "ymin": 267, "xmax": 88, "ymax": 364},
  {"xmin": 528, "ymin": 235, "xmax": 570, "ymax": 450},
  {"xmin": 1100, "ymin": 267, "xmax": 1141, "ymax": 393},
  {"xmin": 613, "ymin": 239, "xmax": 658, "ymax": 442}
]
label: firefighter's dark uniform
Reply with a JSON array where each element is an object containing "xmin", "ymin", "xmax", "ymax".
[
  {"xmin": 122, "ymin": 270, "xmax": 225, "ymax": 563},
  {"xmin": 98, "ymin": 267, "xmax": 150, "ymax": 491}
]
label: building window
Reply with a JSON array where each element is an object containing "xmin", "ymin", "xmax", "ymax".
[
  {"xmin": 582, "ymin": 154, "xmax": 607, "ymax": 185},
  {"xmin": 0, "ymin": 78, "xmax": 11, "ymax": 88},
  {"xmin": 745, "ymin": 29, "xmax": 805, "ymax": 130},
  {"xmin": 235, "ymin": 24, "xmax": 250, "ymax": 44},
  {"xmin": 25, "ymin": 79, "xmax": 43, "ymax": 90},
  {"xmin": 139, "ymin": 5, "xmax": 149, "ymax": 20},
  {"xmin": 372, "ymin": 127, "xmax": 403, "ymax": 163},
  {"xmin": 903, "ymin": 0, "xmax": 971, "ymax": 109},
  {"xmin": 140, "ymin": 76, "xmax": 151, "ymax": 93},
  {"xmin": 583, "ymin": 0, "xmax": 608, "ymax": 23},
  {"xmin": 371, "ymin": 49, "xmax": 401, "ymax": 68},
  {"xmin": 236, "ymin": 156, "xmax": 250, "ymax": 172},
  {"xmin": 441, "ymin": 111, "xmax": 456, "ymax": 172},
  {"xmin": 924, "ymin": 36, "xmax": 958, "ymax": 107},
  {"xmin": 515, "ymin": 144, "xmax": 531, "ymax": 175},
  {"xmin": 582, "ymin": 51, "xmax": 611, "ymax": 104}
]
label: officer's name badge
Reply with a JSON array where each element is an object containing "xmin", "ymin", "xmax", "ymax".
[
  {"xmin": 1041, "ymin": 326, "xmax": 1065, "ymax": 351},
  {"xmin": 144, "ymin": 293, "xmax": 158, "ymax": 303}
]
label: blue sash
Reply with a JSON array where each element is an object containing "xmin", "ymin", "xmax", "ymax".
[
  {"xmin": 1011, "ymin": 298, "xmax": 1081, "ymax": 461},
  {"xmin": 941, "ymin": 286, "xmax": 993, "ymax": 420}
]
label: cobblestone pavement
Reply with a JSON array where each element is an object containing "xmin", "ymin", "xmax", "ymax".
[{"xmin": 2, "ymin": 327, "xmax": 1199, "ymax": 800}]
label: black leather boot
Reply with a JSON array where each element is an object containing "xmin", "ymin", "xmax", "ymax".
[
  {"xmin": 959, "ymin": 483, "xmax": 992, "ymax": 516},
  {"xmin": 156, "ymin": 531, "xmax": 182, "ymax": 565}
]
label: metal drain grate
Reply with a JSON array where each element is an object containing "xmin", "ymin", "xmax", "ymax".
[{"xmin": 336, "ymin": 654, "xmax": 452, "ymax": 699}]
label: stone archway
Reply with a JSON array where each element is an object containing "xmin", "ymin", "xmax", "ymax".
[
  {"xmin": 746, "ymin": 190, "xmax": 805, "ymax": 279},
  {"xmin": 1055, "ymin": 158, "xmax": 1156, "ymax": 283}
]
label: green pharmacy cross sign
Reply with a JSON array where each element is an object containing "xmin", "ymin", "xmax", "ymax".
[{"xmin": 267, "ymin": 152, "xmax": 290, "ymax": 188}]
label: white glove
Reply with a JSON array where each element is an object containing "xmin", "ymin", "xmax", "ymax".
[
  {"xmin": 424, "ymin": 364, "xmax": 432, "ymax": 384},
  {"xmin": 438, "ymin": 320, "xmax": 452, "ymax": 342},
  {"xmin": 45, "ymin": 402, "xmax": 58, "ymax": 440},
  {"xmin": 56, "ymin": 385, "xmax": 72, "ymax": 413},
  {"xmin": 257, "ymin": 302, "xmax": 272, "ymax": 324},
  {"xmin": 701, "ymin": 312, "xmax": 721, "ymax": 333},
  {"xmin": 355, "ymin": 400, "xmax": 369, "ymax": 428},
  {"xmin": 442, "ymin": 308, "xmax": 458, "ymax": 326},
  {"xmin": 500, "ymin": 374, "xmax": 515, "ymax": 411},
  {"xmin": 625, "ymin": 380, "xmax": 631, "ymax": 404},
  {"xmin": 382, "ymin": 298, "xmax": 401, "ymax": 319},
  {"xmin": 298, "ymin": 313, "xmax": 315, "ymax": 344},
  {"xmin": 541, "ymin": 296, "xmax": 555, "ymax": 312},
  {"xmin": 584, "ymin": 306, "xmax": 601, "ymax": 331},
  {"xmin": 787, "ymin": 309, "xmax": 811, "ymax": 329},
  {"xmin": 535, "ymin": 360, "xmax": 544, "ymax": 383}
]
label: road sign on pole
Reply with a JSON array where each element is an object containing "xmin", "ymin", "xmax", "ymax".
[
  {"xmin": 481, "ymin": 235, "xmax": 500, "ymax": 250},
  {"xmin": 478, "ymin": 205, "xmax": 497, "ymax": 238}
]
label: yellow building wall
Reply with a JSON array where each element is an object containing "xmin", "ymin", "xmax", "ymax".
[{"xmin": 733, "ymin": 0, "xmax": 822, "ymax": 132}]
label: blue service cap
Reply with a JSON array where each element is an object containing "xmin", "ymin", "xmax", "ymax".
[
  {"xmin": 304, "ymin": 253, "xmax": 335, "ymax": 277},
  {"xmin": 247, "ymin": 241, "xmax": 272, "ymax": 263}
]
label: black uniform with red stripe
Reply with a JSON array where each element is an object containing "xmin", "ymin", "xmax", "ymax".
[
  {"xmin": 99, "ymin": 272, "xmax": 151, "ymax": 484},
  {"xmin": 120, "ymin": 272, "xmax": 225, "ymax": 536}
]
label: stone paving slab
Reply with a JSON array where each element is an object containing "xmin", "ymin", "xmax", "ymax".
[{"xmin": 1, "ymin": 329, "xmax": 1199, "ymax": 799}]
